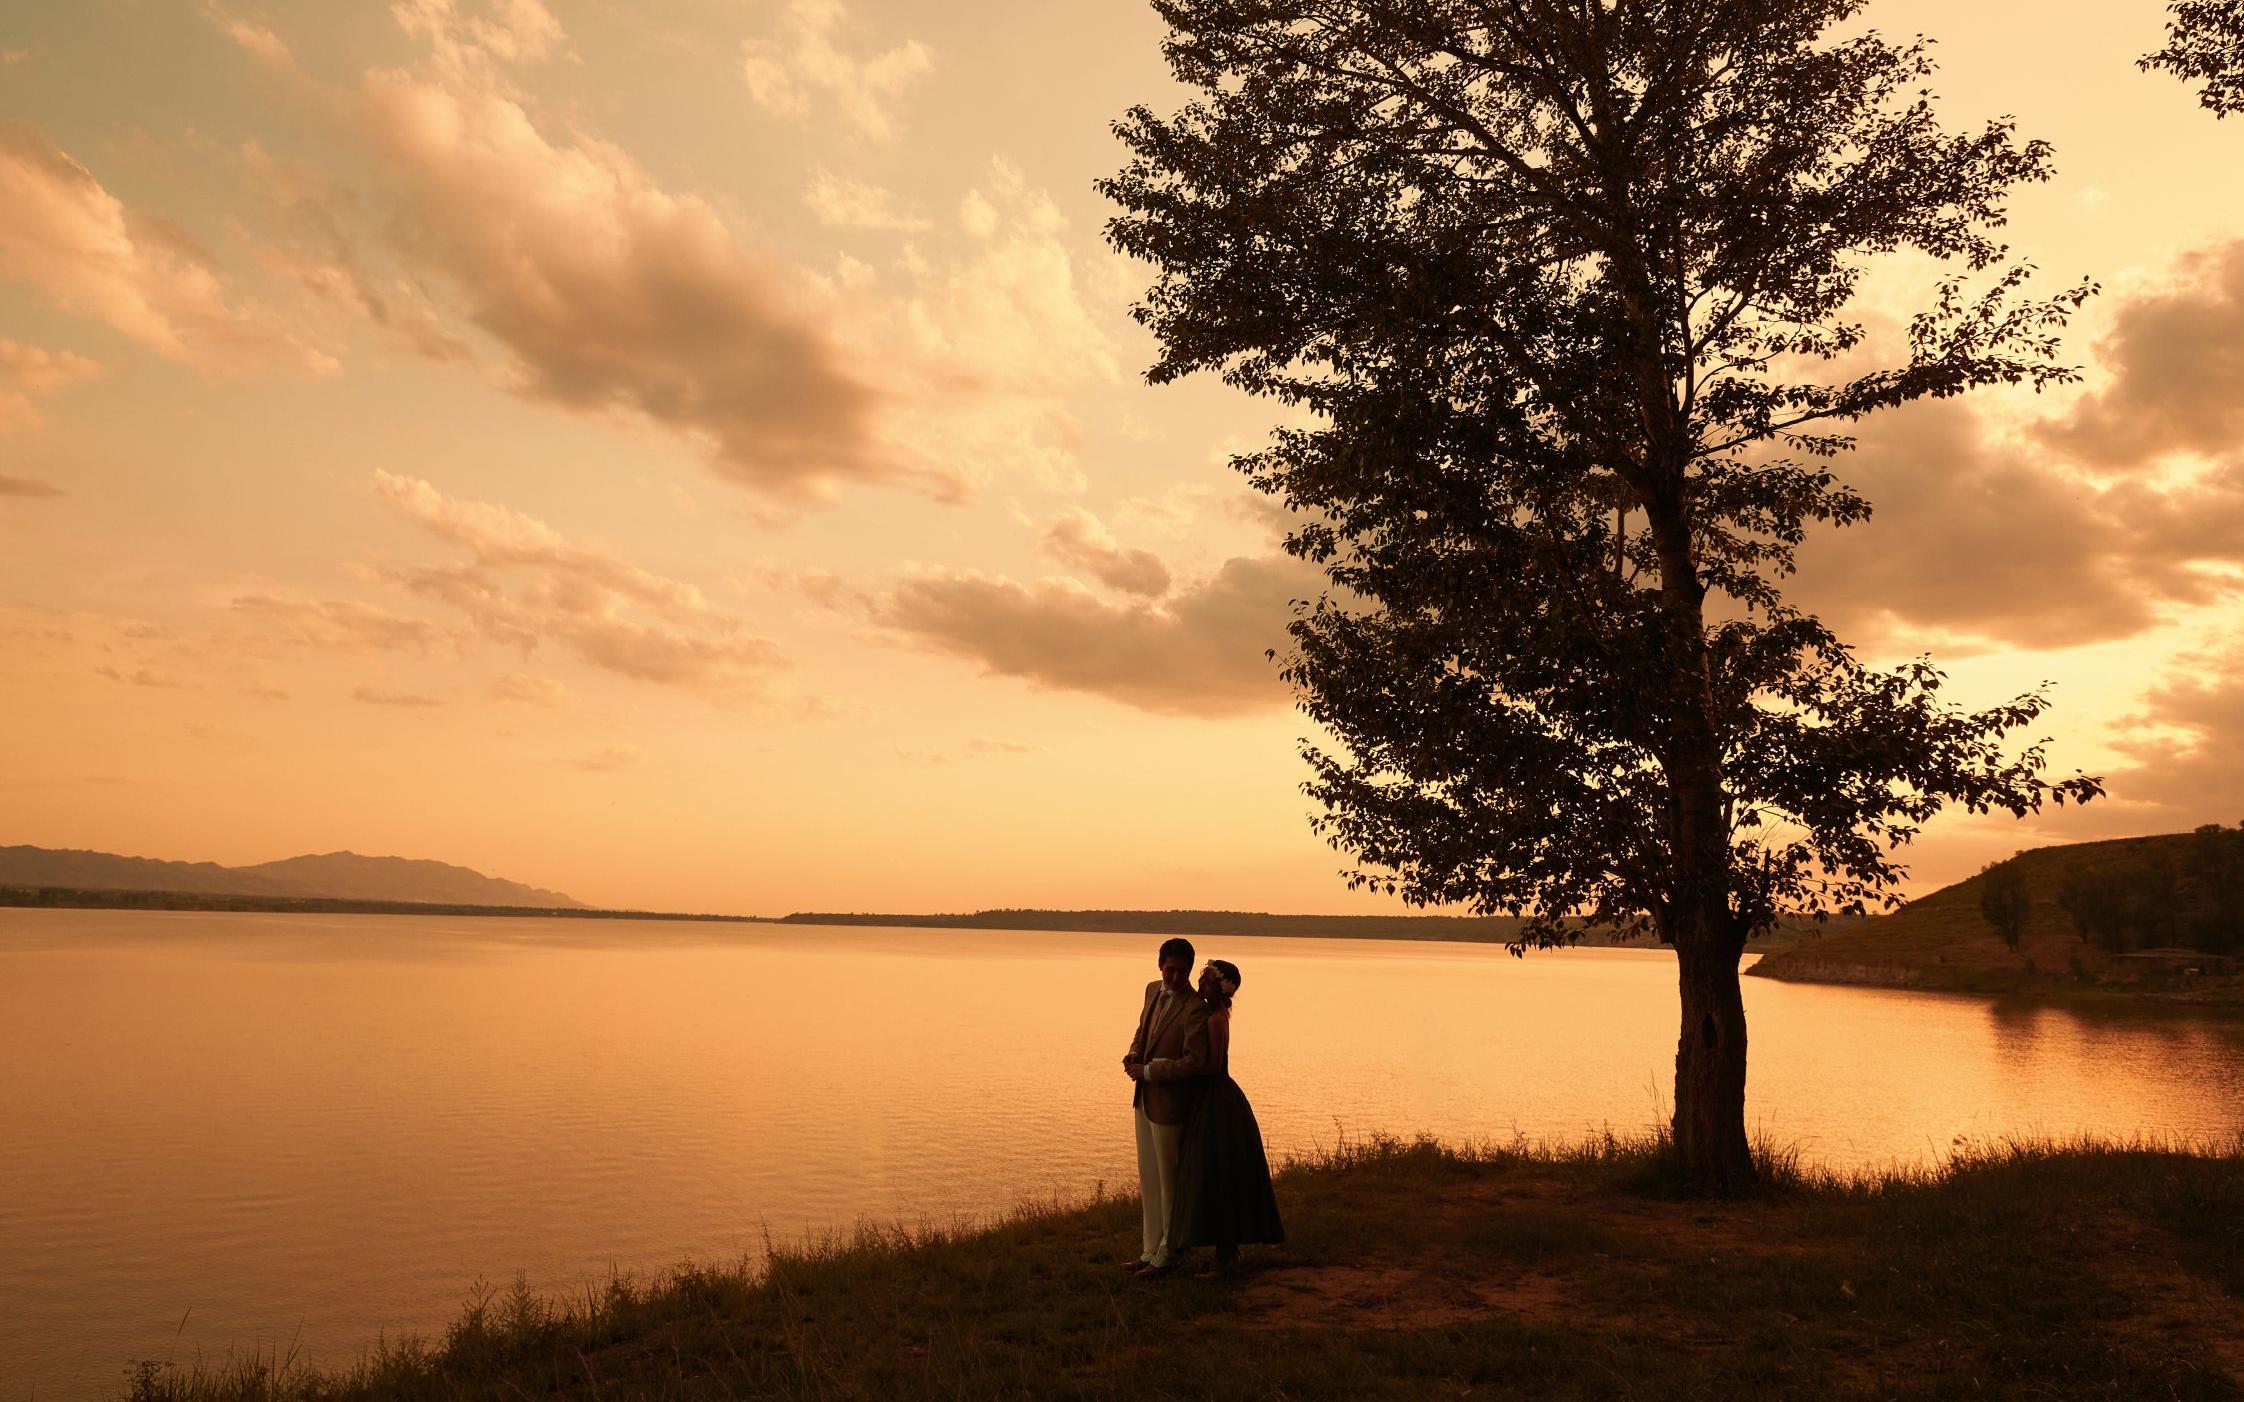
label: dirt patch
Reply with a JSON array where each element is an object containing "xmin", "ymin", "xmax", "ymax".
[
  {"xmin": 2088, "ymin": 1210, "xmax": 2244, "ymax": 1383},
  {"xmin": 1232, "ymin": 1262, "xmax": 1570, "ymax": 1332}
]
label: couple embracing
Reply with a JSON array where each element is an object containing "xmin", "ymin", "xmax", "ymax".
[{"xmin": 1122, "ymin": 936, "xmax": 1284, "ymax": 1279}]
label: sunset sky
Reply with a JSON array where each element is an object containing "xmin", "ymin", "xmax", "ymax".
[{"xmin": 2, "ymin": 0, "xmax": 2240, "ymax": 916}]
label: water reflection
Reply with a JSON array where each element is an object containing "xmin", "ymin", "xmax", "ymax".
[{"xmin": 3, "ymin": 909, "xmax": 2241, "ymax": 1398}]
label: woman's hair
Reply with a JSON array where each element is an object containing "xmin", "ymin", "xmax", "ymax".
[{"xmin": 1209, "ymin": 959, "xmax": 1241, "ymax": 998}]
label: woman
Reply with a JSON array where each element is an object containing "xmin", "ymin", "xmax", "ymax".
[{"xmin": 1165, "ymin": 958, "xmax": 1284, "ymax": 1275}]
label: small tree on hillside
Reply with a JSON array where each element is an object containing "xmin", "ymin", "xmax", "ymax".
[
  {"xmin": 2058, "ymin": 871, "xmax": 2133, "ymax": 953},
  {"xmin": 1978, "ymin": 862, "xmax": 2030, "ymax": 952},
  {"xmin": 1104, "ymin": 0, "xmax": 2103, "ymax": 1188},
  {"xmin": 2142, "ymin": 1, "xmax": 2244, "ymax": 118}
]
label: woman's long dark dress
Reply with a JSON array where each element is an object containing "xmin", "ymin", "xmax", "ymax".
[{"xmin": 1167, "ymin": 1005, "xmax": 1285, "ymax": 1252}]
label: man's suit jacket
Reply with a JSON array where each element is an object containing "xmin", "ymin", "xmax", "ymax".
[{"xmin": 1126, "ymin": 979, "xmax": 1209, "ymax": 1126}]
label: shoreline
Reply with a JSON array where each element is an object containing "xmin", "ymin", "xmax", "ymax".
[
  {"xmin": 1746, "ymin": 955, "xmax": 2244, "ymax": 1013},
  {"xmin": 123, "ymin": 1131, "xmax": 2244, "ymax": 1399}
]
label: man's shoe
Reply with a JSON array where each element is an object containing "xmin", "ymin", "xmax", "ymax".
[
  {"xmin": 1137, "ymin": 1262, "xmax": 1177, "ymax": 1280},
  {"xmin": 1120, "ymin": 1259, "xmax": 1151, "ymax": 1274}
]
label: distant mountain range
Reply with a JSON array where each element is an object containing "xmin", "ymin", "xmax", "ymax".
[{"xmin": 0, "ymin": 845, "xmax": 584, "ymax": 909}]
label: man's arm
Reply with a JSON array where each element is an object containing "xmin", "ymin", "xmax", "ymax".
[
  {"xmin": 1143, "ymin": 998, "xmax": 1210, "ymax": 1083},
  {"xmin": 1124, "ymin": 981, "xmax": 1157, "ymax": 1065}
]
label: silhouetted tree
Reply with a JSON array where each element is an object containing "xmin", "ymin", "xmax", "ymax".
[
  {"xmin": 2058, "ymin": 870, "xmax": 2134, "ymax": 953},
  {"xmin": 2182, "ymin": 822, "xmax": 2244, "ymax": 955},
  {"xmin": 2143, "ymin": 1, "xmax": 2244, "ymax": 118},
  {"xmin": 1103, "ymin": 0, "xmax": 2102, "ymax": 1188},
  {"xmin": 1978, "ymin": 862, "xmax": 2030, "ymax": 952}
]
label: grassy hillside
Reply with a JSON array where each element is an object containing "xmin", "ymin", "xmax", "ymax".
[
  {"xmin": 1750, "ymin": 831, "xmax": 2244, "ymax": 1004},
  {"xmin": 124, "ymin": 1133, "xmax": 2244, "ymax": 1400}
]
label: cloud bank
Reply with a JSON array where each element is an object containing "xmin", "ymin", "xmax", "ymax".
[
  {"xmin": 372, "ymin": 471, "xmax": 786, "ymax": 698},
  {"xmin": 874, "ymin": 553, "xmax": 1319, "ymax": 718}
]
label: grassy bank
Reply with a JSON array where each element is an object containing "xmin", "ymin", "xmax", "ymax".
[
  {"xmin": 128, "ymin": 1132, "xmax": 2244, "ymax": 1400},
  {"xmin": 1750, "ymin": 833, "xmax": 2244, "ymax": 1008}
]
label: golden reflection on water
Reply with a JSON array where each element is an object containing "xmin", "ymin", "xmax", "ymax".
[{"xmin": 3, "ymin": 909, "xmax": 2242, "ymax": 1397}]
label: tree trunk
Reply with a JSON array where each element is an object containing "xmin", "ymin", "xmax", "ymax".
[
  {"xmin": 1643, "ymin": 489, "xmax": 1755, "ymax": 1191},
  {"xmin": 1673, "ymin": 931, "xmax": 1753, "ymax": 1190}
]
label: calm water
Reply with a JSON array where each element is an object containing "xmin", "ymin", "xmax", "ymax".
[{"xmin": 5, "ymin": 911, "xmax": 2244, "ymax": 1398}]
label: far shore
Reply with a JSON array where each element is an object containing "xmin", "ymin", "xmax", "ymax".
[{"xmin": 1, "ymin": 887, "xmax": 1845, "ymax": 952}]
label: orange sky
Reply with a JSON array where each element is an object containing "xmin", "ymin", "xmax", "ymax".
[{"xmin": 1, "ymin": 0, "xmax": 2239, "ymax": 915}]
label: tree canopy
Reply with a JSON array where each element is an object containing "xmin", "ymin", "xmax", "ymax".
[{"xmin": 2143, "ymin": 0, "xmax": 2244, "ymax": 118}]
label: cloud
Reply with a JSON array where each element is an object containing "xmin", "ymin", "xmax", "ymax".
[
  {"xmin": 95, "ymin": 664, "xmax": 185, "ymax": 689},
  {"xmin": 895, "ymin": 736, "xmax": 1038, "ymax": 765},
  {"xmin": 573, "ymin": 745, "xmax": 641, "ymax": 772},
  {"xmin": 0, "ymin": 474, "xmax": 65, "ymax": 498},
  {"xmin": 352, "ymin": 685, "xmax": 445, "ymax": 707},
  {"xmin": 0, "ymin": 340, "xmax": 101, "ymax": 396},
  {"xmin": 2097, "ymin": 637, "xmax": 2244, "ymax": 829},
  {"xmin": 491, "ymin": 671, "xmax": 567, "ymax": 705},
  {"xmin": 827, "ymin": 159, "xmax": 1119, "ymax": 495},
  {"xmin": 2038, "ymin": 241, "xmax": 2244, "ymax": 472},
  {"xmin": 194, "ymin": 6, "xmax": 1107, "ymax": 503},
  {"xmin": 741, "ymin": 0, "xmax": 933, "ymax": 142},
  {"xmin": 201, "ymin": 1, "xmax": 295, "ymax": 71},
  {"xmin": 1042, "ymin": 508, "xmax": 1172, "ymax": 597},
  {"xmin": 391, "ymin": 0, "xmax": 567, "ymax": 79},
  {"xmin": 805, "ymin": 170, "xmax": 930, "ymax": 232},
  {"xmin": 354, "ymin": 45, "xmax": 898, "ymax": 500},
  {"xmin": 1786, "ymin": 400, "xmax": 2244, "ymax": 651},
  {"xmin": 372, "ymin": 471, "xmax": 786, "ymax": 697},
  {"xmin": 0, "ymin": 122, "xmax": 330, "ymax": 373},
  {"xmin": 873, "ymin": 553, "xmax": 1321, "ymax": 717},
  {"xmin": 227, "ymin": 593, "xmax": 442, "ymax": 652},
  {"xmin": 240, "ymin": 143, "xmax": 471, "ymax": 364}
]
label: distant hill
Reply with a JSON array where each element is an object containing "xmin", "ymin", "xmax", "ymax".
[
  {"xmin": 1749, "ymin": 830, "xmax": 2244, "ymax": 1003},
  {"xmin": 0, "ymin": 845, "xmax": 583, "ymax": 909}
]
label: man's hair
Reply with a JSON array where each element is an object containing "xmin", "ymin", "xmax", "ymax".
[{"xmin": 1157, "ymin": 936, "xmax": 1195, "ymax": 965}]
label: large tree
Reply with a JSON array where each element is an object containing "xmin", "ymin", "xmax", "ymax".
[
  {"xmin": 1103, "ymin": 0, "xmax": 2102, "ymax": 1188},
  {"xmin": 2142, "ymin": 0, "xmax": 2244, "ymax": 118}
]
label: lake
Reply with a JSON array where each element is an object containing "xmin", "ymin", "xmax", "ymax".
[{"xmin": 5, "ymin": 909, "xmax": 2243, "ymax": 1398}]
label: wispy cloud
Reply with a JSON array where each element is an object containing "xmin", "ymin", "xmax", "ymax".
[
  {"xmin": 228, "ymin": 593, "xmax": 442, "ymax": 652},
  {"xmin": 0, "ymin": 122, "xmax": 332, "ymax": 373},
  {"xmin": 741, "ymin": 0, "xmax": 933, "ymax": 142},
  {"xmin": 573, "ymin": 745, "xmax": 641, "ymax": 772},
  {"xmin": 805, "ymin": 170, "xmax": 930, "ymax": 232},
  {"xmin": 373, "ymin": 471, "xmax": 788, "ymax": 699},
  {"xmin": 352, "ymin": 685, "xmax": 445, "ymax": 707},
  {"xmin": 491, "ymin": 671, "xmax": 567, "ymax": 706}
]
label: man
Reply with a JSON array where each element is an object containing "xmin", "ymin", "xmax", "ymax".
[{"xmin": 1121, "ymin": 935, "xmax": 1210, "ymax": 1278}]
